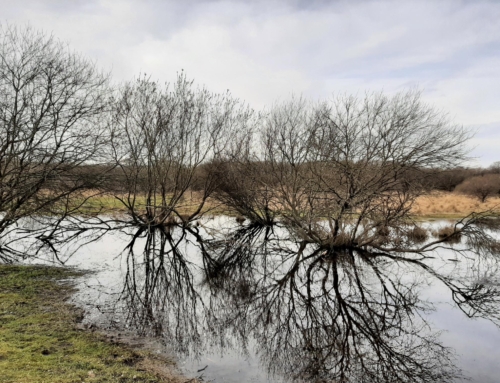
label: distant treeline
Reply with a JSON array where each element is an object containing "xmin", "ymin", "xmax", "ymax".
[
  {"xmin": 426, "ymin": 163, "xmax": 500, "ymax": 191},
  {"xmin": 63, "ymin": 161, "xmax": 500, "ymax": 195}
]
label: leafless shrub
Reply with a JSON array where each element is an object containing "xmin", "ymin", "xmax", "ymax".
[
  {"xmin": 209, "ymin": 159, "xmax": 277, "ymax": 225},
  {"xmin": 473, "ymin": 216, "xmax": 500, "ymax": 230},
  {"xmin": 376, "ymin": 225, "xmax": 391, "ymax": 238},
  {"xmin": 407, "ymin": 226, "xmax": 429, "ymax": 243},
  {"xmin": 489, "ymin": 161, "xmax": 500, "ymax": 174},
  {"xmin": 426, "ymin": 167, "xmax": 478, "ymax": 192},
  {"xmin": 434, "ymin": 225, "xmax": 462, "ymax": 243},
  {"xmin": 0, "ymin": 24, "xmax": 110, "ymax": 260},
  {"xmin": 455, "ymin": 174, "xmax": 500, "ymax": 202},
  {"xmin": 235, "ymin": 215, "xmax": 246, "ymax": 225},
  {"xmin": 255, "ymin": 90, "xmax": 472, "ymax": 252},
  {"xmin": 109, "ymin": 73, "xmax": 253, "ymax": 228}
]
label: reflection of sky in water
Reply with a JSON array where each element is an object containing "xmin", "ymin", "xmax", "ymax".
[
  {"xmin": 415, "ymin": 221, "xmax": 500, "ymax": 383},
  {"xmin": 25, "ymin": 218, "xmax": 500, "ymax": 383},
  {"xmin": 422, "ymin": 247, "xmax": 500, "ymax": 383}
]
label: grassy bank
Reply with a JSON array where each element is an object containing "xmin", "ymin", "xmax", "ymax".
[
  {"xmin": 75, "ymin": 191, "xmax": 500, "ymax": 220},
  {"xmin": 0, "ymin": 265, "xmax": 181, "ymax": 383},
  {"xmin": 74, "ymin": 191, "xmax": 228, "ymax": 217}
]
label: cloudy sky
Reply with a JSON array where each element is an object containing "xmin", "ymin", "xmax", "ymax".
[{"xmin": 2, "ymin": 0, "xmax": 499, "ymax": 166}]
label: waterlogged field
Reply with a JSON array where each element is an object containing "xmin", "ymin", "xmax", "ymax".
[
  {"xmin": 2, "ymin": 19, "xmax": 500, "ymax": 383},
  {"xmin": 0, "ymin": 265, "xmax": 180, "ymax": 383},
  {"xmin": 13, "ymin": 216, "xmax": 500, "ymax": 383}
]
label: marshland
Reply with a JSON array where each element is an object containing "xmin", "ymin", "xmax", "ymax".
[{"xmin": 1, "ymin": 23, "xmax": 500, "ymax": 383}]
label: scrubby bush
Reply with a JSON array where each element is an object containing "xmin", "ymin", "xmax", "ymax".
[
  {"xmin": 427, "ymin": 167, "xmax": 478, "ymax": 192},
  {"xmin": 435, "ymin": 225, "xmax": 462, "ymax": 243},
  {"xmin": 455, "ymin": 174, "xmax": 500, "ymax": 202},
  {"xmin": 407, "ymin": 226, "xmax": 429, "ymax": 243}
]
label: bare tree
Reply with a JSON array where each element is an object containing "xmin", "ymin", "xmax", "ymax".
[
  {"xmin": 455, "ymin": 174, "xmax": 500, "ymax": 202},
  {"xmin": 489, "ymin": 161, "xmax": 500, "ymax": 174},
  {"xmin": 211, "ymin": 97, "xmax": 311, "ymax": 226},
  {"xmin": 0, "ymin": 24, "xmax": 110, "ymax": 261},
  {"xmin": 256, "ymin": 90, "xmax": 479, "ymax": 252},
  {"xmin": 109, "ymin": 73, "xmax": 253, "ymax": 228}
]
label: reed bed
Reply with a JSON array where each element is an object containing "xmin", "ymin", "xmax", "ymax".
[{"xmin": 411, "ymin": 192, "xmax": 500, "ymax": 217}]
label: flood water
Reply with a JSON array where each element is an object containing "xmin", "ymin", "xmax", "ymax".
[{"xmin": 21, "ymin": 216, "xmax": 500, "ymax": 382}]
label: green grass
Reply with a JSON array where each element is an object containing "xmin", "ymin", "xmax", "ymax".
[
  {"xmin": 75, "ymin": 195, "xmax": 131, "ymax": 215},
  {"xmin": 0, "ymin": 265, "xmax": 173, "ymax": 382},
  {"xmin": 73, "ymin": 193, "xmax": 230, "ymax": 218}
]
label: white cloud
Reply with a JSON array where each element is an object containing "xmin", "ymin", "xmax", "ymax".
[{"xmin": 1, "ymin": 0, "xmax": 499, "ymax": 165}]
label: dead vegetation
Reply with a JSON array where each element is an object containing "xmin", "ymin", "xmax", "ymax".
[
  {"xmin": 406, "ymin": 226, "xmax": 429, "ymax": 242},
  {"xmin": 455, "ymin": 174, "xmax": 500, "ymax": 202},
  {"xmin": 1, "ymin": 23, "xmax": 498, "ymax": 263},
  {"xmin": 412, "ymin": 192, "xmax": 500, "ymax": 217},
  {"xmin": 434, "ymin": 225, "xmax": 462, "ymax": 243}
]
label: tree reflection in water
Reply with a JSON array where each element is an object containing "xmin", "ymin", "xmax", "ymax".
[
  {"xmin": 112, "ymin": 221, "xmax": 500, "ymax": 383},
  {"xmin": 120, "ymin": 227, "xmax": 205, "ymax": 355}
]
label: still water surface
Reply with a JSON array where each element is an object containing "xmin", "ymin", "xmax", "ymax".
[{"xmin": 26, "ymin": 217, "xmax": 500, "ymax": 382}]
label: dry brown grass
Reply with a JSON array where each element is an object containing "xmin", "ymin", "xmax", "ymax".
[
  {"xmin": 406, "ymin": 226, "xmax": 429, "ymax": 242},
  {"xmin": 411, "ymin": 191, "xmax": 500, "ymax": 217},
  {"xmin": 74, "ymin": 190, "xmax": 228, "ymax": 216},
  {"xmin": 434, "ymin": 225, "xmax": 462, "ymax": 243},
  {"xmin": 76, "ymin": 190, "xmax": 499, "ymax": 219}
]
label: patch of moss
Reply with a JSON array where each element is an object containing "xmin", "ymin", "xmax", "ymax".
[{"xmin": 0, "ymin": 265, "xmax": 171, "ymax": 382}]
